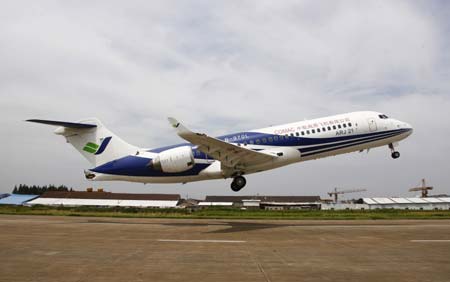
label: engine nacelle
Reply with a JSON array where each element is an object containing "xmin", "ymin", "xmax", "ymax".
[{"xmin": 151, "ymin": 146, "xmax": 195, "ymax": 173}]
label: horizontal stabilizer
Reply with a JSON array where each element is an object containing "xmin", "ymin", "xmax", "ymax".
[{"xmin": 26, "ymin": 119, "xmax": 97, "ymax": 129}]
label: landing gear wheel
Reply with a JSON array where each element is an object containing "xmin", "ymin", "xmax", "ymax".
[
  {"xmin": 230, "ymin": 176, "xmax": 246, "ymax": 192},
  {"xmin": 389, "ymin": 143, "xmax": 400, "ymax": 159},
  {"xmin": 391, "ymin": 151, "xmax": 400, "ymax": 159}
]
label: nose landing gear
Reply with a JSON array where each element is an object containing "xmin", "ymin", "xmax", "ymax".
[
  {"xmin": 231, "ymin": 176, "xmax": 246, "ymax": 192},
  {"xmin": 389, "ymin": 143, "xmax": 400, "ymax": 159},
  {"xmin": 391, "ymin": 151, "xmax": 400, "ymax": 159}
]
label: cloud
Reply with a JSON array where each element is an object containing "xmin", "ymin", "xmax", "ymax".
[{"xmin": 1, "ymin": 1, "xmax": 449, "ymax": 198}]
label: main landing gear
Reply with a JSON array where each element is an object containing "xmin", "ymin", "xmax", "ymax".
[
  {"xmin": 389, "ymin": 143, "xmax": 400, "ymax": 159},
  {"xmin": 231, "ymin": 176, "xmax": 246, "ymax": 192}
]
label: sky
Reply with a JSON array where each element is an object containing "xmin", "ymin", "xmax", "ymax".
[{"xmin": 1, "ymin": 0, "xmax": 449, "ymax": 200}]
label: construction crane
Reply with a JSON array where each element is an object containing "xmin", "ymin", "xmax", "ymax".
[
  {"xmin": 328, "ymin": 188, "xmax": 367, "ymax": 203},
  {"xmin": 409, "ymin": 178, "xmax": 433, "ymax": 198}
]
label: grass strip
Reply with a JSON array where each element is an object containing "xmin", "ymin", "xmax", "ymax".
[{"xmin": 1, "ymin": 205, "xmax": 450, "ymax": 220}]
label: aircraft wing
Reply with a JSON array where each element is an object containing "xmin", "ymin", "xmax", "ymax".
[{"xmin": 168, "ymin": 117, "xmax": 275, "ymax": 169}]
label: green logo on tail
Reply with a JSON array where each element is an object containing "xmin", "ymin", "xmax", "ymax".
[
  {"xmin": 83, "ymin": 142, "xmax": 99, "ymax": 154},
  {"xmin": 82, "ymin": 137, "xmax": 112, "ymax": 155}
]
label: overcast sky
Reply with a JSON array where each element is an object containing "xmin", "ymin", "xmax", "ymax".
[{"xmin": 1, "ymin": 1, "xmax": 449, "ymax": 199}]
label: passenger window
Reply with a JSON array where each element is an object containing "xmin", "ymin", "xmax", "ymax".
[
  {"xmin": 343, "ymin": 124, "xmax": 347, "ymax": 128},
  {"xmin": 338, "ymin": 124, "xmax": 342, "ymax": 129},
  {"xmin": 249, "ymin": 140, "xmax": 254, "ymax": 144},
  {"xmin": 274, "ymin": 136, "xmax": 278, "ymax": 141},
  {"xmin": 322, "ymin": 127, "xmax": 326, "ymax": 131},
  {"xmin": 279, "ymin": 136, "xmax": 284, "ymax": 140},
  {"xmin": 290, "ymin": 133, "xmax": 294, "ymax": 137},
  {"xmin": 317, "ymin": 128, "xmax": 321, "ymax": 133},
  {"xmin": 295, "ymin": 132, "xmax": 299, "ymax": 136},
  {"xmin": 312, "ymin": 129, "xmax": 315, "ymax": 134},
  {"xmin": 301, "ymin": 131, "xmax": 305, "ymax": 136},
  {"xmin": 348, "ymin": 122, "xmax": 352, "ymax": 127},
  {"xmin": 332, "ymin": 125, "xmax": 336, "ymax": 130},
  {"xmin": 268, "ymin": 137, "xmax": 273, "ymax": 142},
  {"xmin": 306, "ymin": 130, "xmax": 310, "ymax": 134},
  {"xmin": 262, "ymin": 138, "xmax": 267, "ymax": 143},
  {"xmin": 327, "ymin": 126, "xmax": 331, "ymax": 130},
  {"xmin": 256, "ymin": 139, "xmax": 260, "ymax": 144}
]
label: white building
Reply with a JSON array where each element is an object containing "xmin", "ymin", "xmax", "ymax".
[
  {"xmin": 27, "ymin": 191, "xmax": 180, "ymax": 208},
  {"xmin": 361, "ymin": 197, "xmax": 450, "ymax": 210},
  {"xmin": 200, "ymin": 196, "xmax": 321, "ymax": 210}
]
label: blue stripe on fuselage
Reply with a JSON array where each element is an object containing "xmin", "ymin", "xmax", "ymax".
[
  {"xmin": 301, "ymin": 130, "xmax": 406, "ymax": 157},
  {"xmin": 148, "ymin": 128, "xmax": 407, "ymax": 154},
  {"xmin": 300, "ymin": 129, "xmax": 408, "ymax": 154},
  {"xmin": 92, "ymin": 128, "xmax": 409, "ymax": 177},
  {"xmin": 92, "ymin": 155, "xmax": 211, "ymax": 177}
]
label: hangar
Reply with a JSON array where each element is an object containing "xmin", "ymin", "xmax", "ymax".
[
  {"xmin": 199, "ymin": 195, "xmax": 321, "ymax": 210},
  {"xmin": 321, "ymin": 197, "xmax": 450, "ymax": 210},
  {"xmin": 362, "ymin": 197, "xmax": 450, "ymax": 210},
  {"xmin": 27, "ymin": 191, "xmax": 180, "ymax": 208}
]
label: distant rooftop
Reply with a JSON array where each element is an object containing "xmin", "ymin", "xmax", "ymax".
[
  {"xmin": 40, "ymin": 191, "xmax": 180, "ymax": 201},
  {"xmin": 363, "ymin": 197, "xmax": 450, "ymax": 205},
  {"xmin": 204, "ymin": 196, "xmax": 321, "ymax": 203}
]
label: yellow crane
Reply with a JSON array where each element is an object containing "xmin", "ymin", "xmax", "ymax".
[
  {"xmin": 409, "ymin": 179, "xmax": 433, "ymax": 198},
  {"xmin": 328, "ymin": 188, "xmax": 367, "ymax": 203}
]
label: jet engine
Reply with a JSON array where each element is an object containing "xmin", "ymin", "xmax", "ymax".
[{"xmin": 150, "ymin": 146, "xmax": 195, "ymax": 173}]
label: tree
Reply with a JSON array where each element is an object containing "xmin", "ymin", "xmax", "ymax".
[{"xmin": 11, "ymin": 184, "xmax": 73, "ymax": 195}]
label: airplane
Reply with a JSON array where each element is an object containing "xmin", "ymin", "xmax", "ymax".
[{"xmin": 27, "ymin": 111, "xmax": 413, "ymax": 192}]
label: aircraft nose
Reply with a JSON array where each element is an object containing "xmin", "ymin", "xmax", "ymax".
[
  {"xmin": 399, "ymin": 121, "xmax": 413, "ymax": 134},
  {"xmin": 406, "ymin": 123, "xmax": 414, "ymax": 134}
]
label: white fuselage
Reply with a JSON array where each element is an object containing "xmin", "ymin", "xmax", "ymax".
[{"xmin": 89, "ymin": 111, "xmax": 413, "ymax": 184}]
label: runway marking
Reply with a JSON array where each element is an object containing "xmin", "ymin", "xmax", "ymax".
[
  {"xmin": 157, "ymin": 239, "xmax": 246, "ymax": 243},
  {"xmin": 410, "ymin": 240, "xmax": 450, "ymax": 243}
]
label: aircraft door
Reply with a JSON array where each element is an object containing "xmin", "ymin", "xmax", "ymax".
[{"xmin": 367, "ymin": 118, "xmax": 377, "ymax": 132}]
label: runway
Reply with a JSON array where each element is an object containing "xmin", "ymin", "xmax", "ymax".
[{"xmin": 0, "ymin": 215, "xmax": 449, "ymax": 282}]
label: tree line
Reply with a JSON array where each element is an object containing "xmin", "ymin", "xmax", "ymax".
[{"xmin": 12, "ymin": 184, "xmax": 73, "ymax": 195}]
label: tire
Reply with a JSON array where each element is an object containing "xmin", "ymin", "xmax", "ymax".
[
  {"xmin": 231, "ymin": 182, "xmax": 241, "ymax": 192},
  {"xmin": 391, "ymin": 151, "xmax": 400, "ymax": 159},
  {"xmin": 235, "ymin": 176, "xmax": 246, "ymax": 188},
  {"xmin": 230, "ymin": 176, "xmax": 246, "ymax": 192}
]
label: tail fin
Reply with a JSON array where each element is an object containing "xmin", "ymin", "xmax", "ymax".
[{"xmin": 27, "ymin": 118, "xmax": 138, "ymax": 167}]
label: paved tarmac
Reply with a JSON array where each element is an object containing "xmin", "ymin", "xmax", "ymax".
[{"xmin": 0, "ymin": 215, "xmax": 449, "ymax": 282}]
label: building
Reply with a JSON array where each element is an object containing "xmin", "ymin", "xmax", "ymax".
[
  {"xmin": 320, "ymin": 203, "xmax": 369, "ymax": 210},
  {"xmin": 200, "ymin": 196, "xmax": 321, "ymax": 210},
  {"xmin": 27, "ymin": 191, "xmax": 180, "ymax": 208},
  {"xmin": 0, "ymin": 194, "xmax": 39, "ymax": 205},
  {"xmin": 361, "ymin": 197, "xmax": 450, "ymax": 210}
]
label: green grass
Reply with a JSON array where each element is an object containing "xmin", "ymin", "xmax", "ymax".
[{"xmin": 1, "ymin": 205, "xmax": 450, "ymax": 220}]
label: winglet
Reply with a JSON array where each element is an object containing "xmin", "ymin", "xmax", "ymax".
[
  {"xmin": 168, "ymin": 117, "xmax": 180, "ymax": 129},
  {"xmin": 167, "ymin": 117, "xmax": 192, "ymax": 138}
]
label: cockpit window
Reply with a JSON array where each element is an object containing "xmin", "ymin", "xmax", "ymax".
[{"xmin": 378, "ymin": 114, "xmax": 389, "ymax": 119}]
